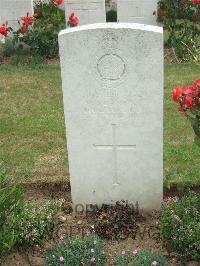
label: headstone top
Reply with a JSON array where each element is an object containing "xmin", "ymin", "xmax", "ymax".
[
  {"xmin": 117, "ymin": 0, "xmax": 158, "ymax": 26},
  {"xmin": 59, "ymin": 22, "xmax": 163, "ymax": 36}
]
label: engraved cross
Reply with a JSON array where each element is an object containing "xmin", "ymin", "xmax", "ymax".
[{"xmin": 93, "ymin": 124, "xmax": 136, "ymax": 185}]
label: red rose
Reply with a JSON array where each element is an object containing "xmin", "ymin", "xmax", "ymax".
[
  {"xmin": 172, "ymin": 86, "xmax": 184, "ymax": 103},
  {"xmin": 51, "ymin": 0, "xmax": 63, "ymax": 5},
  {"xmin": 72, "ymin": 16, "xmax": 79, "ymax": 26},
  {"xmin": 172, "ymin": 78, "xmax": 200, "ymax": 123},
  {"xmin": 182, "ymin": 85, "xmax": 198, "ymax": 96},
  {"xmin": 56, "ymin": 0, "xmax": 63, "ymax": 5},
  {"xmin": 184, "ymin": 95, "xmax": 195, "ymax": 107},
  {"xmin": 21, "ymin": 23, "xmax": 27, "ymax": 33},
  {"xmin": 0, "ymin": 24, "xmax": 8, "ymax": 37},
  {"xmin": 67, "ymin": 12, "xmax": 79, "ymax": 27},
  {"xmin": 70, "ymin": 12, "xmax": 75, "ymax": 19},
  {"xmin": 21, "ymin": 15, "xmax": 34, "ymax": 26}
]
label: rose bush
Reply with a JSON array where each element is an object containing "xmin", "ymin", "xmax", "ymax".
[
  {"xmin": 12, "ymin": 1, "xmax": 66, "ymax": 58},
  {"xmin": 0, "ymin": 0, "xmax": 79, "ymax": 59},
  {"xmin": 158, "ymin": 0, "xmax": 200, "ymax": 62},
  {"xmin": 172, "ymin": 79, "xmax": 200, "ymax": 144},
  {"xmin": 0, "ymin": 0, "xmax": 78, "ymax": 59}
]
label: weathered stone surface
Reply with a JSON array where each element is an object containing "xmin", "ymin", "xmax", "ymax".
[
  {"xmin": 64, "ymin": 0, "xmax": 106, "ymax": 26},
  {"xmin": 59, "ymin": 23, "xmax": 163, "ymax": 211},
  {"xmin": 117, "ymin": 0, "xmax": 158, "ymax": 25}
]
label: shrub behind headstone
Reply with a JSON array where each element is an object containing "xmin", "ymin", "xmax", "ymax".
[
  {"xmin": 106, "ymin": 10, "xmax": 117, "ymax": 22},
  {"xmin": 158, "ymin": 0, "xmax": 200, "ymax": 62},
  {"xmin": 14, "ymin": 1, "xmax": 66, "ymax": 58}
]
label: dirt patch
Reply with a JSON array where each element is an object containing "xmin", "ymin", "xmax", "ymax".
[
  {"xmin": 24, "ymin": 182, "xmax": 70, "ymax": 202},
  {"xmin": 43, "ymin": 57, "xmax": 60, "ymax": 65},
  {"xmin": 164, "ymin": 184, "xmax": 200, "ymax": 198}
]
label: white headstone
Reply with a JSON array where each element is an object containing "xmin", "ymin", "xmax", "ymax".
[
  {"xmin": 117, "ymin": 0, "xmax": 158, "ymax": 25},
  {"xmin": 64, "ymin": 0, "xmax": 106, "ymax": 26},
  {"xmin": 59, "ymin": 23, "xmax": 163, "ymax": 211},
  {"xmin": 0, "ymin": 0, "xmax": 34, "ymax": 30}
]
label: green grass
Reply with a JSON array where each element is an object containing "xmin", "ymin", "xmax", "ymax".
[
  {"xmin": 0, "ymin": 65, "xmax": 68, "ymax": 184},
  {"xmin": 0, "ymin": 64, "xmax": 200, "ymax": 187}
]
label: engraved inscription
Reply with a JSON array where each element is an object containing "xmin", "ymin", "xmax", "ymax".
[{"xmin": 97, "ymin": 54, "xmax": 125, "ymax": 80}]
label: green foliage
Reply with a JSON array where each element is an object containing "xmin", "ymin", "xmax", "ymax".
[
  {"xmin": 158, "ymin": 0, "xmax": 200, "ymax": 62},
  {"xmin": 1, "ymin": 37, "xmax": 17, "ymax": 57},
  {"xmin": 44, "ymin": 235, "xmax": 107, "ymax": 266},
  {"xmin": 193, "ymin": 116, "xmax": 200, "ymax": 139},
  {"xmin": 17, "ymin": 200, "xmax": 62, "ymax": 245},
  {"xmin": 0, "ymin": 38, "xmax": 44, "ymax": 65},
  {"xmin": 14, "ymin": 1, "xmax": 66, "ymax": 58},
  {"xmin": 0, "ymin": 163, "xmax": 62, "ymax": 253},
  {"xmin": 0, "ymin": 164, "xmax": 24, "ymax": 254},
  {"xmin": 10, "ymin": 53, "xmax": 44, "ymax": 66},
  {"xmin": 159, "ymin": 192, "xmax": 200, "ymax": 260},
  {"xmin": 159, "ymin": 0, "xmax": 200, "ymax": 21},
  {"xmin": 115, "ymin": 249, "xmax": 167, "ymax": 266},
  {"xmin": 106, "ymin": 10, "xmax": 117, "ymax": 22},
  {"xmin": 194, "ymin": 134, "xmax": 200, "ymax": 146},
  {"xmin": 0, "ymin": 44, "xmax": 3, "ymax": 62}
]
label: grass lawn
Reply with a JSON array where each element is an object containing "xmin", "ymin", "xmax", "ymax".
[
  {"xmin": 0, "ymin": 65, "xmax": 68, "ymax": 184},
  {"xmin": 0, "ymin": 64, "xmax": 200, "ymax": 187}
]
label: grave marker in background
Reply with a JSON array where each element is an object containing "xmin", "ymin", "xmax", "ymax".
[
  {"xmin": 64, "ymin": 0, "xmax": 106, "ymax": 26},
  {"xmin": 0, "ymin": 0, "xmax": 34, "ymax": 30},
  {"xmin": 59, "ymin": 23, "xmax": 163, "ymax": 211},
  {"xmin": 117, "ymin": 0, "xmax": 158, "ymax": 25}
]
